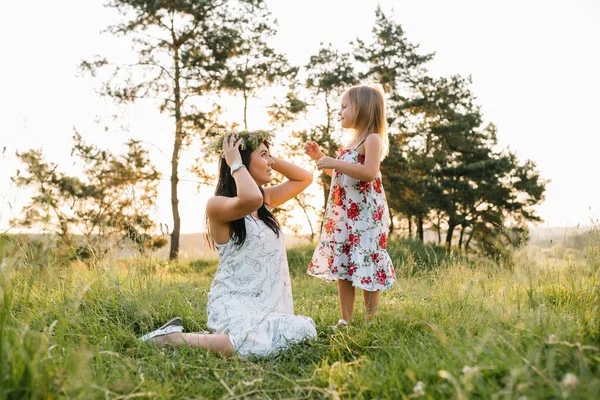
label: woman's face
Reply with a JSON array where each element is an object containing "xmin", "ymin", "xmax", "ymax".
[
  {"xmin": 248, "ymin": 143, "xmax": 274, "ymax": 185},
  {"xmin": 338, "ymin": 93, "xmax": 356, "ymax": 129}
]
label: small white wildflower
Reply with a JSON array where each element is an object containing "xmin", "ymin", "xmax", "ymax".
[
  {"xmin": 546, "ymin": 334, "xmax": 559, "ymax": 344},
  {"xmin": 462, "ymin": 365, "xmax": 480, "ymax": 375},
  {"xmin": 561, "ymin": 373, "xmax": 578, "ymax": 389},
  {"xmin": 438, "ymin": 370, "xmax": 452, "ymax": 379},
  {"xmin": 413, "ymin": 381, "xmax": 425, "ymax": 396},
  {"xmin": 516, "ymin": 383, "xmax": 531, "ymax": 392}
]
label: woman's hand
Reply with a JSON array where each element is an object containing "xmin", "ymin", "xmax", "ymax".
[
  {"xmin": 316, "ymin": 156, "xmax": 337, "ymax": 171},
  {"xmin": 222, "ymin": 134, "xmax": 243, "ymax": 167},
  {"xmin": 304, "ymin": 141, "xmax": 324, "ymax": 161}
]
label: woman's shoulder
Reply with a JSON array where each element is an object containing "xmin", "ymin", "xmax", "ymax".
[
  {"xmin": 206, "ymin": 195, "xmax": 224, "ymax": 214},
  {"xmin": 206, "ymin": 195, "xmax": 252, "ymax": 221}
]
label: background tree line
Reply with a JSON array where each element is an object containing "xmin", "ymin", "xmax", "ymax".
[{"xmin": 11, "ymin": 0, "xmax": 546, "ymax": 261}]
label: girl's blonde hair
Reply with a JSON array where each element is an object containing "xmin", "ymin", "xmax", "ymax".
[{"xmin": 344, "ymin": 83, "xmax": 389, "ymax": 160}]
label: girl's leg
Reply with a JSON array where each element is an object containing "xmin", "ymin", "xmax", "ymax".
[
  {"xmin": 363, "ymin": 289, "xmax": 380, "ymax": 318},
  {"xmin": 337, "ymin": 279, "xmax": 356, "ymax": 322},
  {"xmin": 151, "ymin": 333, "xmax": 235, "ymax": 356}
]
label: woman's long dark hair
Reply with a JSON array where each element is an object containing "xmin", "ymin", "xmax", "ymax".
[{"xmin": 205, "ymin": 141, "xmax": 280, "ymax": 249}]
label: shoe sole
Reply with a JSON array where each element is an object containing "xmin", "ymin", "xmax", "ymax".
[
  {"xmin": 139, "ymin": 317, "xmax": 184, "ymax": 342},
  {"xmin": 139, "ymin": 324, "xmax": 184, "ymax": 342},
  {"xmin": 157, "ymin": 317, "xmax": 183, "ymax": 330}
]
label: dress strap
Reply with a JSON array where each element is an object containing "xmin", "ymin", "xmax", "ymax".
[{"xmin": 353, "ymin": 137, "xmax": 368, "ymax": 150}]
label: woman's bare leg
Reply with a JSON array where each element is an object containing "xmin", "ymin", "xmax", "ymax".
[
  {"xmin": 363, "ymin": 289, "xmax": 380, "ymax": 318},
  {"xmin": 337, "ymin": 279, "xmax": 356, "ymax": 322},
  {"xmin": 151, "ymin": 333, "xmax": 235, "ymax": 356}
]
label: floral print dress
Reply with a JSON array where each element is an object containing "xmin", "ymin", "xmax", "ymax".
[
  {"xmin": 208, "ymin": 216, "xmax": 317, "ymax": 357},
  {"xmin": 307, "ymin": 141, "xmax": 396, "ymax": 291}
]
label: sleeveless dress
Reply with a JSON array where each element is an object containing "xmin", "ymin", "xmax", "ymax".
[
  {"xmin": 307, "ymin": 140, "xmax": 396, "ymax": 291},
  {"xmin": 207, "ymin": 215, "xmax": 317, "ymax": 357}
]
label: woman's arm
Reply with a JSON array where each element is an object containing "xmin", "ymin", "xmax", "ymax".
[
  {"xmin": 316, "ymin": 134, "xmax": 382, "ymax": 181},
  {"xmin": 206, "ymin": 135, "xmax": 263, "ymax": 224},
  {"xmin": 263, "ymin": 156, "xmax": 313, "ymax": 209}
]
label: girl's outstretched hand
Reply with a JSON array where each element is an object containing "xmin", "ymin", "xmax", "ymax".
[
  {"xmin": 316, "ymin": 156, "xmax": 337, "ymax": 171},
  {"xmin": 304, "ymin": 141, "xmax": 324, "ymax": 161},
  {"xmin": 222, "ymin": 134, "xmax": 243, "ymax": 167}
]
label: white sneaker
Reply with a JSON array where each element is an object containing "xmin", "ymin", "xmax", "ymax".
[
  {"xmin": 330, "ymin": 319, "xmax": 350, "ymax": 331},
  {"xmin": 139, "ymin": 317, "xmax": 184, "ymax": 342}
]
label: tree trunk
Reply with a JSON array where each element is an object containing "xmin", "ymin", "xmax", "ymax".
[
  {"xmin": 296, "ymin": 197, "xmax": 315, "ymax": 240},
  {"xmin": 388, "ymin": 205, "xmax": 395, "ymax": 235},
  {"xmin": 169, "ymin": 44, "xmax": 182, "ymax": 260},
  {"xmin": 319, "ymin": 91, "xmax": 333, "ymax": 233},
  {"xmin": 320, "ymin": 173, "xmax": 331, "ymax": 233},
  {"xmin": 445, "ymin": 222, "xmax": 456, "ymax": 248},
  {"xmin": 417, "ymin": 215, "xmax": 424, "ymax": 242},
  {"xmin": 243, "ymin": 60, "xmax": 249, "ymax": 130},
  {"xmin": 243, "ymin": 89, "xmax": 248, "ymax": 130},
  {"xmin": 436, "ymin": 212, "xmax": 442, "ymax": 244},
  {"xmin": 325, "ymin": 93, "xmax": 332, "ymax": 134},
  {"xmin": 458, "ymin": 225, "xmax": 465, "ymax": 249},
  {"xmin": 465, "ymin": 227, "xmax": 476, "ymax": 252},
  {"xmin": 408, "ymin": 216, "xmax": 413, "ymax": 238}
]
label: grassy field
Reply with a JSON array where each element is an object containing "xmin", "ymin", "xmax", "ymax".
[{"xmin": 0, "ymin": 235, "xmax": 599, "ymax": 399}]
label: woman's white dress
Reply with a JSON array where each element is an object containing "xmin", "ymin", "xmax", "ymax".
[{"xmin": 207, "ymin": 216, "xmax": 317, "ymax": 357}]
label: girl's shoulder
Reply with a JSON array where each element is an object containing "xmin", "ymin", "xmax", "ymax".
[
  {"xmin": 365, "ymin": 132, "xmax": 382, "ymax": 143},
  {"xmin": 355, "ymin": 133, "xmax": 382, "ymax": 153}
]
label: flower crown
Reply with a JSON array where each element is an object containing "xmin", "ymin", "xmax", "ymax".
[{"xmin": 204, "ymin": 129, "xmax": 275, "ymax": 156}]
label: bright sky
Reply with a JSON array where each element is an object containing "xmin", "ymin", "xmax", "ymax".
[{"xmin": 1, "ymin": 0, "xmax": 599, "ymax": 234}]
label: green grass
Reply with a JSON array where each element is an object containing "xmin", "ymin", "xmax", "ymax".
[{"xmin": 0, "ymin": 237, "xmax": 599, "ymax": 399}]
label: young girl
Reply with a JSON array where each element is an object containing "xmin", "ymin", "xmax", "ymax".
[
  {"xmin": 139, "ymin": 130, "xmax": 317, "ymax": 357},
  {"xmin": 305, "ymin": 84, "xmax": 396, "ymax": 327}
]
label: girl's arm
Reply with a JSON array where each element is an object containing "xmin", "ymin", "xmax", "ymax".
[
  {"xmin": 206, "ymin": 135, "xmax": 264, "ymax": 224},
  {"xmin": 317, "ymin": 134, "xmax": 382, "ymax": 181},
  {"xmin": 305, "ymin": 140, "xmax": 333, "ymax": 177},
  {"xmin": 263, "ymin": 156, "xmax": 313, "ymax": 209}
]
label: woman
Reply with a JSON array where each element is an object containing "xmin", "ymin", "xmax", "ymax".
[{"xmin": 139, "ymin": 130, "xmax": 317, "ymax": 357}]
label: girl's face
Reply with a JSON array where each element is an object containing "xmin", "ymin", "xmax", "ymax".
[
  {"xmin": 338, "ymin": 93, "xmax": 356, "ymax": 129},
  {"xmin": 248, "ymin": 143, "xmax": 274, "ymax": 185}
]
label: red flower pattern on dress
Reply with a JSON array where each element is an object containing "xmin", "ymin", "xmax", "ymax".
[
  {"xmin": 376, "ymin": 269, "xmax": 387, "ymax": 285},
  {"xmin": 333, "ymin": 185, "xmax": 346, "ymax": 206},
  {"xmin": 372, "ymin": 206, "xmax": 383, "ymax": 222},
  {"xmin": 378, "ymin": 233, "xmax": 387, "ymax": 249},
  {"xmin": 373, "ymin": 178, "xmax": 382, "ymax": 194},
  {"xmin": 348, "ymin": 262, "xmax": 357, "ymax": 276},
  {"xmin": 341, "ymin": 243, "xmax": 351, "ymax": 255},
  {"xmin": 357, "ymin": 180, "xmax": 372, "ymax": 194},
  {"xmin": 347, "ymin": 202, "xmax": 360, "ymax": 220},
  {"xmin": 324, "ymin": 218, "xmax": 336, "ymax": 233},
  {"xmin": 360, "ymin": 276, "xmax": 373, "ymax": 285},
  {"xmin": 371, "ymin": 253, "xmax": 380, "ymax": 263},
  {"xmin": 357, "ymin": 154, "xmax": 365, "ymax": 164},
  {"xmin": 348, "ymin": 233, "xmax": 360, "ymax": 246}
]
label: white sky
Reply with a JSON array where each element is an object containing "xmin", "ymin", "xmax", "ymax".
[{"xmin": 1, "ymin": 0, "xmax": 599, "ymax": 234}]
